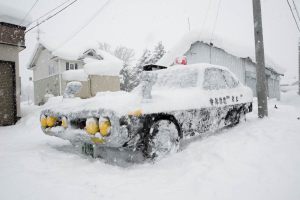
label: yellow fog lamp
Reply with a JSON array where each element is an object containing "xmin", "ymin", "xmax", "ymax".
[
  {"xmin": 46, "ymin": 116, "xmax": 57, "ymax": 127},
  {"xmin": 99, "ymin": 118, "xmax": 111, "ymax": 137},
  {"xmin": 40, "ymin": 115, "xmax": 47, "ymax": 128},
  {"xmin": 86, "ymin": 118, "xmax": 99, "ymax": 135},
  {"xmin": 91, "ymin": 137, "xmax": 105, "ymax": 144},
  {"xmin": 61, "ymin": 116, "xmax": 68, "ymax": 128}
]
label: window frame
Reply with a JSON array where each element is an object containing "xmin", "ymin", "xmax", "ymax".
[
  {"xmin": 66, "ymin": 62, "xmax": 78, "ymax": 70},
  {"xmin": 222, "ymin": 69, "xmax": 239, "ymax": 89},
  {"xmin": 202, "ymin": 68, "xmax": 228, "ymax": 91}
]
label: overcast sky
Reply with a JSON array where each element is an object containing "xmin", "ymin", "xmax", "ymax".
[{"xmin": 0, "ymin": 0, "xmax": 299, "ymax": 85}]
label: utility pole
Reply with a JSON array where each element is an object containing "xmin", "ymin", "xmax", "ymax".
[
  {"xmin": 299, "ymin": 38, "xmax": 300, "ymax": 95},
  {"xmin": 252, "ymin": 0, "xmax": 268, "ymax": 118}
]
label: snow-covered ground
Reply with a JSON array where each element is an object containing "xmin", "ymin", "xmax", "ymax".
[{"xmin": 0, "ymin": 91, "xmax": 300, "ymax": 200}]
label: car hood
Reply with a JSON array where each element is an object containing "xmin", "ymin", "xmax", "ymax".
[{"xmin": 43, "ymin": 91, "xmax": 141, "ymax": 117}]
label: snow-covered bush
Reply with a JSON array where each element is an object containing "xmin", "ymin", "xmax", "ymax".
[{"xmin": 63, "ymin": 81, "xmax": 82, "ymax": 98}]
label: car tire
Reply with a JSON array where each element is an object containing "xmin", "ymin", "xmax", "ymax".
[
  {"xmin": 145, "ymin": 119, "xmax": 180, "ymax": 160},
  {"xmin": 225, "ymin": 109, "xmax": 240, "ymax": 127}
]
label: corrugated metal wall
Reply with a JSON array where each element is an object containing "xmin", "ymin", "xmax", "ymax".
[{"xmin": 185, "ymin": 41, "xmax": 246, "ymax": 84}]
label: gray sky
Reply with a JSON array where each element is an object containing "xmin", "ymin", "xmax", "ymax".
[{"xmin": 0, "ymin": 0, "xmax": 299, "ymax": 85}]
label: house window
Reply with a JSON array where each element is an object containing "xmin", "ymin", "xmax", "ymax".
[
  {"xmin": 48, "ymin": 65, "xmax": 56, "ymax": 75},
  {"xmin": 66, "ymin": 62, "xmax": 78, "ymax": 70},
  {"xmin": 69, "ymin": 63, "xmax": 75, "ymax": 70}
]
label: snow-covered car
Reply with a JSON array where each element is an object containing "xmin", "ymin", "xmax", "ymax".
[{"xmin": 40, "ymin": 63, "xmax": 253, "ymax": 159}]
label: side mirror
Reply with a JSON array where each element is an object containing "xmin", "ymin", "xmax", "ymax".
[{"xmin": 63, "ymin": 81, "xmax": 82, "ymax": 98}]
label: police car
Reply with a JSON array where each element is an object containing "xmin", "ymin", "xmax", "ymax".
[{"xmin": 40, "ymin": 63, "xmax": 253, "ymax": 159}]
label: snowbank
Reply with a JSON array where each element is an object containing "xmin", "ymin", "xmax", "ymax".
[
  {"xmin": 157, "ymin": 30, "xmax": 285, "ymax": 74},
  {"xmin": 1, "ymin": 90, "xmax": 300, "ymax": 200},
  {"xmin": 62, "ymin": 69, "xmax": 88, "ymax": 81}
]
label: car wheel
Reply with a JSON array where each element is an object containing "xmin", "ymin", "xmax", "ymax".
[
  {"xmin": 145, "ymin": 119, "xmax": 180, "ymax": 160},
  {"xmin": 225, "ymin": 109, "xmax": 240, "ymax": 127}
]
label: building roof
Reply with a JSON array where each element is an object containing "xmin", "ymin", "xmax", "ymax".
[
  {"xmin": 28, "ymin": 42, "xmax": 123, "ymax": 76},
  {"xmin": 157, "ymin": 31, "xmax": 285, "ymax": 75},
  {"xmin": 0, "ymin": 5, "xmax": 31, "ymax": 26},
  {"xmin": 28, "ymin": 42, "xmax": 102, "ymax": 69}
]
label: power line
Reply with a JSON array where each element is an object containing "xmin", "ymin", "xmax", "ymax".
[
  {"xmin": 210, "ymin": 0, "xmax": 222, "ymax": 42},
  {"xmin": 25, "ymin": 0, "xmax": 73, "ymax": 27},
  {"xmin": 200, "ymin": 0, "xmax": 212, "ymax": 36},
  {"xmin": 292, "ymin": 0, "xmax": 300, "ymax": 22},
  {"xmin": 53, "ymin": 0, "xmax": 112, "ymax": 51},
  {"xmin": 286, "ymin": 0, "xmax": 300, "ymax": 32},
  {"xmin": 20, "ymin": 0, "xmax": 40, "ymax": 25},
  {"xmin": 25, "ymin": 0, "xmax": 79, "ymax": 33}
]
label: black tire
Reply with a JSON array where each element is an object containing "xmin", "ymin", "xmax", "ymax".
[
  {"xmin": 225, "ymin": 109, "xmax": 240, "ymax": 127},
  {"xmin": 145, "ymin": 119, "xmax": 180, "ymax": 160}
]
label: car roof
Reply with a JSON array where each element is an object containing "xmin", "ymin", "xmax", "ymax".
[
  {"xmin": 153, "ymin": 63, "xmax": 240, "ymax": 84},
  {"xmin": 154, "ymin": 63, "xmax": 232, "ymax": 74}
]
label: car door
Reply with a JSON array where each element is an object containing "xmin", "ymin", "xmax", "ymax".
[{"xmin": 201, "ymin": 68, "xmax": 237, "ymax": 130}]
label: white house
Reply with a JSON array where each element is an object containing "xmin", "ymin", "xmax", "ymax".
[
  {"xmin": 158, "ymin": 31, "xmax": 284, "ymax": 100},
  {"xmin": 28, "ymin": 43, "xmax": 123, "ymax": 105}
]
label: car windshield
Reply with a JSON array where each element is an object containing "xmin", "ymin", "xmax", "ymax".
[{"xmin": 152, "ymin": 68, "xmax": 199, "ymax": 90}]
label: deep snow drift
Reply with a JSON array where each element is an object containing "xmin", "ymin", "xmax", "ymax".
[{"xmin": 0, "ymin": 91, "xmax": 300, "ymax": 200}]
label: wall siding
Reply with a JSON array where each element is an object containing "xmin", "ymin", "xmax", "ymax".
[
  {"xmin": 90, "ymin": 75, "xmax": 120, "ymax": 96},
  {"xmin": 33, "ymin": 48, "xmax": 57, "ymax": 81},
  {"xmin": 34, "ymin": 75, "xmax": 60, "ymax": 105}
]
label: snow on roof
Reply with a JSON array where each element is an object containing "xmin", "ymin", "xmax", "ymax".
[
  {"xmin": 83, "ymin": 54, "xmax": 123, "ymax": 76},
  {"xmin": 28, "ymin": 41, "xmax": 123, "ymax": 76},
  {"xmin": 48, "ymin": 42, "xmax": 88, "ymax": 61},
  {"xmin": 82, "ymin": 49, "xmax": 123, "ymax": 76},
  {"xmin": 36, "ymin": 40, "xmax": 100, "ymax": 61},
  {"xmin": 62, "ymin": 69, "xmax": 88, "ymax": 81},
  {"xmin": 157, "ymin": 31, "xmax": 285, "ymax": 75},
  {"xmin": 96, "ymin": 49, "xmax": 122, "ymax": 63},
  {"xmin": 0, "ymin": 5, "xmax": 31, "ymax": 26}
]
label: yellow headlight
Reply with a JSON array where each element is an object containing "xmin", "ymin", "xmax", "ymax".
[
  {"xmin": 40, "ymin": 115, "xmax": 47, "ymax": 128},
  {"xmin": 128, "ymin": 109, "xmax": 143, "ymax": 117},
  {"xmin": 99, "ymin": 118, "xmax": 111, "ymax": 137},
  {"xmin": 86, "ymin": 118, "xmax": 99, "ymax": 135},
  {"xmin": 91, "ymin": 137, "xmax": 105, "ymax": 144},
  {"xmin": 61, "ymin": 117, "xmax": 68, "ymax": 128},
  {"xmin": 47, "ymin": 116, "xmax": 57, "ymax": 127}
]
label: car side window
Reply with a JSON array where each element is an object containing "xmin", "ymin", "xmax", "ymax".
[
  {"xmin": 154, "ymin": 69, "xmax": 198, "ymax": 89},
  {"xmin": 222, "ymin": 70, "xmax": 239, "ymax": 88},
  {"xmin": 203, "ymin": 68, "xmax": 227, "ymax": 90}
]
